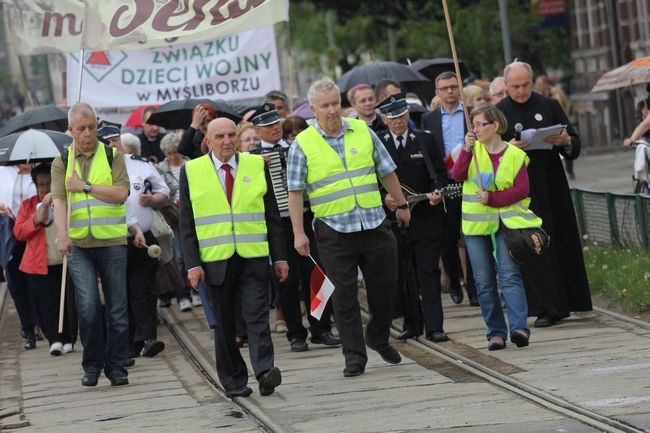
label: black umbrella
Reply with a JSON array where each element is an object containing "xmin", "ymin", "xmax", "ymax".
[
  {"xmin": 337, "ymin": 61, "xmax": 435, "ymax": 105},
  {"xmin": 408, "ymin": 58, "xmax": 469, "ymax": 83},
  {"xmin": 147, "ymin": 98, "xmax": 242, "ymax": 129},
  {"xmin": 0, "ymin": 129, "xmax": 71, "ymax": 165},
  {"xmin": 0, "ymin": 105, "xmax": 69, "ymax": 137}
]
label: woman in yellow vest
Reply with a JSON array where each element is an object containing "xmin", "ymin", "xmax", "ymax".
[{"xmin": 452, "ymin": 105, "xmax": 542, "ymax": 351}]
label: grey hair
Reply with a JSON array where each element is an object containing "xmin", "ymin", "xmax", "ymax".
[
  {"xmin": 120, "ymin": 133, "xmax": 141, "ymax": 155},
  {"xmin": 160, "ymin": 130, "xmax": 183, "ymax": 152},
  {"xmin": 68, "ymin": 102, "xmax": 97, "ymax": 125},
  {"xmin": 503, "ymin": 62, "xmax": 533, "ymax": 80},
  {"xmin": 489, "ymin": 76, "xmax": 505, "ymax": 94},
  {"xmin": 307, "ymin": 80, "xmax": 340, "ymax": 105}
]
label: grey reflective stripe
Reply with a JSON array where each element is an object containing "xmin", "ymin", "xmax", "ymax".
[
  {"xmin": 500, "ymin": 210, "xmax": 538, "ymax": 220},
  {"xmin": 70, "ymin": 199, "xmax": 121, "ymax": 212},
  {"xmin": 194, "ymin": 213, "xmax": 265, "ymax": 227},
  {"xmin": 234, "ymin": 233, "xmax": 267, "ymax": 243},
  {"xmin": 69, "ymin": 216, "xmax": 126, "ymax": 228},
  {"xmin": 309, "ymin": 187, "xmax": 354, "ymax": 206},
  {"xmin": 308, "ymin": 167, "xmax": 376, "ymax": 191},
  {"xmin": 310, "ymin": 182, "xmax": 378, "ymax": 206},
  {"xmin": 352, "ymin": 182, "xmax": 379, "ymax": 195},
  {"xmin": 233, "ymin": 213, "xmax": 265, "ymax": 223},
  {"xmin": 462, "ymin": 213, "xmax": 498, "ymax": 222},
  {"xmin": 463, "ymin": 195, "xmax": 480, "ymax": 203},
  {"xmin": 198, "ymin": 234, "xmax": 234, "ymax": 249},
  {"xmin": 194, "ymin": 214, "xmax": 232, "ymax": 226}
]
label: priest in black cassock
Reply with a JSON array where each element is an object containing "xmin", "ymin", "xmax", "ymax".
[{"xmin": 496, "ymin": 61, "xmax": 591, "ymax": 328}]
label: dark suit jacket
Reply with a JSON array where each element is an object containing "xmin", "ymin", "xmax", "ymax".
[
  {"xmin": 179, "ymin": 152, "xmax": 286, "ymax": 287},
  {"xmin": 378, "ymin": 128, "xmax": 448, "ymax": 241},
  {"xmin": 420, "ymin": 107, "xmax": 468, "ymax": 166}
]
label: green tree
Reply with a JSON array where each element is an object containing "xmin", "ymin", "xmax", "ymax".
[{"xmin": 289, "ymin": 0, "xmax": 570, "ymax": 79}]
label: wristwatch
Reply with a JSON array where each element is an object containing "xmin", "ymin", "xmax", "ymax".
[
  {"xmin": 82, "ymin": 181, "xmax": 92, "ymax": 193},
  {"xmin": 396, "ymin": 202, "xmax": 409, "ymax": 210}
]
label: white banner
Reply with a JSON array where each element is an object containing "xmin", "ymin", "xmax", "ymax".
[
  {"xmin": 2, "ymin": 0, "xmax": 288, "ymax": 55},
  {"xmin": 66, "ymin": 26, "xmax": 281, "ymax": 107}
]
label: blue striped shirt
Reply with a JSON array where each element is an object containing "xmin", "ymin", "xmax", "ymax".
[{"xmin": 287, "ymin": 118, "xmax": 395, "ymax": 233}]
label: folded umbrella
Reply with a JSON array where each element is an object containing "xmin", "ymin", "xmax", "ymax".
[
  {"xmin": 0, "ymin": 129, "xmax": 71, "ymax": 165},
  {"xmin": 0, "ymin": 105, "xmax": 69, "ymax": 137}
]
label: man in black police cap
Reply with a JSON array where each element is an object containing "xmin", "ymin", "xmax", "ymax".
[
  {"xmin": 249, "ymin": 103, "xmax": 340, "ymax": 352},
  {"xmin": 376, "ymin": 93, "xmax": 451, "ymax": 343}
]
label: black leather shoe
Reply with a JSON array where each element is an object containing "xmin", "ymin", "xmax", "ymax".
[
  {"xmin": 510, "ymin": 330, "xmax": 529, "ymax": 348},
  {"xmin": 534, "ymin": 315, "xmax": 555, "ymax": 328},
  {"xmin": 290, "ymin": 338, "xmax": 309, "ymax": 352},
  {"xmin": 343, "ymin": 365, "xmax": 365, "ymax": 377},
  {"xmin": 397, "ymin": 329, "xmax": 421, "ymax": 341},
  {"xmin": 81, "ymin": 372, "xmax": 100, "ymax": 387},
  {"xmin": 141, "ymin": 340, "xmax": 165, "ymax": 357},
  {"xmin": 450, "ymin": 289, "xmax": 464, "ymax": 305},
  {"xmin": 426, "ymin": 331, "xmax": 449, "ymax": 343},
  {"xmin": 109, "ymin": 375, "xmax": 129, "ymax": 386},
  {"xmin": 123, "ymin": 358, "xmax": 136, "ymax": 368},
  {"xmin": 158, "ymin": 298, "xmax": 172, "ymax": 308},
  {"xmin": 468, "ymin": 294, "xmax": 480, "ymax": 307},
  {"xmin": 367, "ymin": 341, "xmax": 401, "ymax": 364},
  {"xmin": 258, "ymin": 367, "xmax": 281, "ymax": 396},
  {"xmin": 310, "ymin": 332, "xmax": 341, "ymax": 346},
  {"xmin": 226, "ymin": 386, "xmax": 252, "ymax": 398}
]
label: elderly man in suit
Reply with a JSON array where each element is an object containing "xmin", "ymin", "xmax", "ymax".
[{"xmin": 179, "ymin": 117, "xmax": 288, "ymax": 398}]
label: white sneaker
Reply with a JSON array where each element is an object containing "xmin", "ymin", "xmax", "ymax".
[
  {"xmin": 191, "ymin": 293, "xmax": 203, "ymax": 307},
  {"xmin": 49, "ymin": 341, "xmax": 63, "ymax": 356},
  {"xmin": 179, "ymin": 298, "xmax": 192, "ymax": 312},
  {"xmin": 63, "ymin": 343, "xmax": 74, "ymax": 353}
]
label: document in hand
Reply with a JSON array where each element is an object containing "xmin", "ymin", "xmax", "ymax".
[{"xmin": 520, "ymin": 124, "xmax": 567, "ymax": 150}]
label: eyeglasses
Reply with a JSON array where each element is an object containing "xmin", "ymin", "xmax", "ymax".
[
  {"xmin": 437, "ymin": 85, "xmax": 459, "ymax": 92},
  {"xmin": 472, "ymin": 121, "xmax": 494, "ymax": 130}
]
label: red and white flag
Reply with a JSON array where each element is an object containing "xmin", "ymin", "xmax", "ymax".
[{"xmin": 310, "ymin": 264, "xmax": 335, "ymax": 320}]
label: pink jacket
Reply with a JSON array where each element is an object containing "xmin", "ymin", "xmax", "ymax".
[{"xmin": 13, "ymin": 196, "xmax": 48, "ymax": 275}]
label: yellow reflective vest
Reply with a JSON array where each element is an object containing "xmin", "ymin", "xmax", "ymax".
[
  {"xmin": 462, "ymin": 141, "xmax": 542, "ymax": 236},
  {"xmin": 295, "ymin": 118, "xmax": 381, "ymax": 218},
  {"xmin": 185, "ymin": 153, "xmax": 269, "ymax": 262},
  {"xmin": 66, "ymin": 143, "xmax": 127, "ymax": 240}
]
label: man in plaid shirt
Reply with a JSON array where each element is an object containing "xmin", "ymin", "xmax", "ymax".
[{"xmin": 287, "ymin": 79, "xmax": 410, "ymax": 378}]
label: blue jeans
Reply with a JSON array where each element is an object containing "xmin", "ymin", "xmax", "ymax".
[
  {"xmin": 465, "ymin": 231, "xmax": 530, "ymax": 340},
  {"xmin": 68, "ymin": 245, "xmax": 129, "ymax": 378}
]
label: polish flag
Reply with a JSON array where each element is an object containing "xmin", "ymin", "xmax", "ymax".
[{"xmin": 310, "ymin": 264, "xmax": 335, "ymax": 320}]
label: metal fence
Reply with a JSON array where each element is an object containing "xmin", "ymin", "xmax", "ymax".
[{"xmin": 571, "ymin": 188, "xmax": 650, "ymax": 250}]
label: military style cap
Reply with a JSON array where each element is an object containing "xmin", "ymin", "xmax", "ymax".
[
  {"xmin": 250, "ymin": 103, "xmax": 280, "ymax": 126},
  {"xmin": 376, "ymin": 92, "xmax": 409, "ymax": 118},
  {"xmin": 97, "ymin": 120, "xmax": 121, "ymax": 140}
]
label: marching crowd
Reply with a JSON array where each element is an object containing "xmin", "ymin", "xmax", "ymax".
[{"xmin": 0, "ymin": 60, "xmax": 591, "ymax": 397}]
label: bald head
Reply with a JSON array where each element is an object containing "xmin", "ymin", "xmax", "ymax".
[
  {"xmin": 504, "ymin": 62, "xmax": 534, "ymax": 104},
  {"xmin": 206, "ymin": 118, "xmax": 238, "ymax": 162}
]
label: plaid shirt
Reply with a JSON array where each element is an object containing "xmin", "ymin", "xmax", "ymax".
[{"xmin": 287, "ymin": 118, "xmax": 395, "ymax": 233}]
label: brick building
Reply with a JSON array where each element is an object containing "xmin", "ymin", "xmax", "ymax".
[{"xmin": 570, "ymin": 0, "xmax": 650, "ymax": 148}]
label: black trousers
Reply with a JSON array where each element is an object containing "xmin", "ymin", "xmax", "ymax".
[
  {"xmin": 5, "ymin": 240, "xmax": 35, "ymax": 337},
  {"xmin": 127, "ymin": 231, "xmax": 160, "ymax": 345},
  {"xmin": 314, "ymin": 219, "xmax": 397, "ymax": 370},
  {"xmin": 441, "ymin": 197, "xmax": 476, "ymax": 297},
  {"xmin": 209, "ymin": 254, "xmax": 274, "ymax": 392},
  {"xmin": 275, "ymin": 213, "xmax": 333, "ymax": 343},
  {"xmin": 27, "ymin": 264, "xmax": 77, "ymax": 346},
  {"xmin": 395, "ymin": 228, "xmax": 445, "ymax": 336}
]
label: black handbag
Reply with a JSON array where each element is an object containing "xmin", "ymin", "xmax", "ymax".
[{"xmin": 501, "ymin": 226, "xmax": 550, "ymax": 264}]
